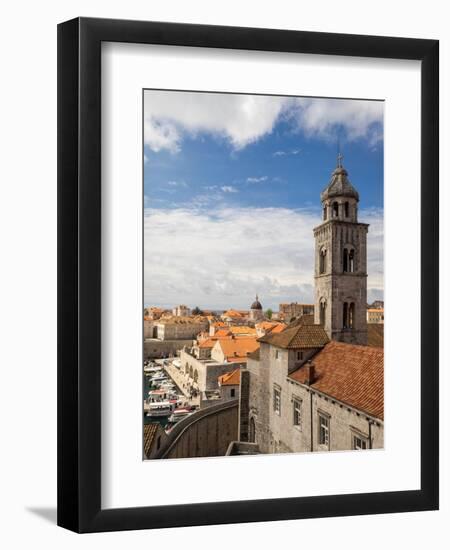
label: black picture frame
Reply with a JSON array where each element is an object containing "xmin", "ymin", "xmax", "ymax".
[{"xmin": 57, "ymin": 17, "xmax": 439, "ymax": 533}]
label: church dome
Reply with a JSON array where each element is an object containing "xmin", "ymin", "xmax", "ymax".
[
  {"xmin": 320, "ymin": 157, "xmax": 359, "ymax": 202},
  {"xmin": 250, "ymin": 295, "xmax": 263, "ymax": 310}
]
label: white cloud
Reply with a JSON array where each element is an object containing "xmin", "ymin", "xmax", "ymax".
[
  {"xmin": 273, "ymin": 148, "xmax": 302, "ymax": 157},
  {"xmin": 144, "ymin": 206, "xmax": 383, "ymax": 309},
  {"xmin": 289, "ymin": 98, "xmax": 383, "ymax": 144},
  {"xmin": 246, "ymin": 176, "xmax": 268, "ymax": 183},
  {"xmin": 144, "ymin": 91, "xmax": 383, "ymax": 154},
  {"xmin": 220, "ymin": 186, "xmax": 238, "ymax": 193},
  {"xmin": 144, "ymin": 91, "xmax": 286, "ymax": 153}
]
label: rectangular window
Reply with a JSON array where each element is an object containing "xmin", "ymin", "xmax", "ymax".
[
  {"xmin": 296, "ymin": 351, "xmax": 303, "ymax": 361},
  {"xmin": 275, "ymin": 349, "xmax": 279, "ymax": 359},
  {"xmin": 352, "ymin": 434, "xmax": 368, "ymax": 450},
  {"xmin": 318, "ymin": 413, "xmax": 330, "ymax": 447},
  {"xmin": 230, "ymin": 388, "xmax": 235, "ymax": 398},
  {"xmin": 273, "ymin": 387, "xmax": 281, "ymax": 415},
  {"xmin": 293, "ymin": 398, "xmax": 302, "ymax": 428}
]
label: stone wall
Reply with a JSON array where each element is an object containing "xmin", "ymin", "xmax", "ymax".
[
  {"xmin": 156, "ymin": 320, "xmax": 208, "ymax": 340},
  {"xmin": 155, "ymin": 400, "xmax": 239, "ymax": 459},
  {"xmin": 144, "ymin": 338, "xmax": 193, "ymax": 359},
  {"xmin": 245, "ymin": 343, "xmax": 271, "ymax": 452}
]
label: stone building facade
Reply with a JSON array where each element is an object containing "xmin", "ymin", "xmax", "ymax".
[
  {"xmin": 154, "ymin": 316, "xmax": 209, "ymax": 340},
  {"xmin": 238, "ymin": 156, "xmax": 383, "ymax": 455},
  {"xmin": 314, "ymin": 157, "xmax": 368, "ymax": 345},
  {"xmin": 172, "ymin": 304, "xmax": 191, "ymax": 317},
  {"xmin": 241, "ymin": 330, "xmax": 383, "ymax": 453},
  {"xmin": 179, "ymin": 349, "xmax": 244, "ymax": 392},
  {"xmin": 279, "ymin": 303, "xmax": 314, "ymax": 322},
  {"xmin": 367, "ymin": 308, "xmax": 384, "ymax": 324}
]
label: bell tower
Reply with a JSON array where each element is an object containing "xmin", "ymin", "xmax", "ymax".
[{"xmin": 313, "ymin": 154, "xmax": 368, "ymax": 345}]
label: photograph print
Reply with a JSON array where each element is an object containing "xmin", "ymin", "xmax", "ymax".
[{"xmin": 142, "ymin": 90, "xmax": 384, "ymax": 460}]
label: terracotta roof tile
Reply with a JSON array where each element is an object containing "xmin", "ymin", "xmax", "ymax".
[
  {"xmin": 216, "ymin": 337, "xmax": 259, "ymax": 362},
  {"xmin": 198, "ymin": 338, "xmax": 216, "ymax": 349},
  {"xmin": 288, "ymin": 314, "xmax": 315, "ymax": 327},
  {"xmin": 143, "ymin": 423, "xmax": 159, "ymax": 457},
  {"xmin": 268, "ymin": 323, "xmax": 286, "ymax": 334},
  {"xmin": 259, "ymin": 322, "xmax": 329, "ymax": 349},
  {"xmin": 289, "ymin": 341, "xmax": 384, "ymax": 420},
  {"xmin": 229, "ymin": 326, "xmax": 256, "ymax": 335},
  {"xmin": 367, "ymin": 324, "xmax": 384, "ymax": 348},
  {"xmin": 218, "ymin": 369, "xmax": 241, "ymax": 386},
  {"xmin": 214, "ymin": 329, "xmax": 232, "ymax": 338},
  {"xmin": 222, "ymin": 309, "xmax": 244, "ymax": 317}
]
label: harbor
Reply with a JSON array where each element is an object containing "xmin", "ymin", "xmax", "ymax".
[{"xmin": 143, "ymin": 358, "xmax": 200, "ymax": 432}]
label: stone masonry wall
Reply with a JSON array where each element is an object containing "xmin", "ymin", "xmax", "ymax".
[
  {"xmin": 158, "ymin": 401, "xmax": 239, "ymax": 459},
  {"xmin": 144, "ymin": 339, "xmax": 193, "ymax": 359}
]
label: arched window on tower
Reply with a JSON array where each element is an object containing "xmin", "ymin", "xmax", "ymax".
[
  {"xmin": 343, "ymin": 302, "xmax": 355, "ymax": 329},
  {"xmin": 344, "ymin": 201, "xmax": 349, "ymax": 217},
  {"xmin": 343, "ymin": 302, "xmax": 348, "ymax": 328},
  {"xmin": 320, "ymin": 300, "xmax": 327, "ymax": 326},
  {"xmin": 332, "ymin": 202, "xmax": 339, "ymax": 218},
  {"xmin": 319, "ymin": 247, "xmax": 327, "ymax": 274},
  {"xmin": 349, "ymin": 249, "xmax": 355, "ymax": 272},
  {"xmin": 343, "ymin": 248, "xmax": 355, "ymax": 273},
  {"xmin": 323, "ymin": 205, "xmax": 327, "ymax": 221},
  {"xmin": 349, "ymin": 303, "xmax": 355, "ymax": 328}
]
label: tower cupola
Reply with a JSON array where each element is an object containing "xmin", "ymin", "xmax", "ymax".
[{"xmin": 320, "ymin": 154, "xmax": 359, "ymax": 222}]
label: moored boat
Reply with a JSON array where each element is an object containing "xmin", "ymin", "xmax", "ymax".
[{"xmin": 146, "ymin": 401, "xmax": 175, "ymax": 418}]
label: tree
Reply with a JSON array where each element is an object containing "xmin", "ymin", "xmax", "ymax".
[
  {"xmin": 192, "ymin": 306, "xmax": 204, "ymax": 315},
  {"xmin": 265, "ymin": 308, "xmax": 273, "ymax": 319}
]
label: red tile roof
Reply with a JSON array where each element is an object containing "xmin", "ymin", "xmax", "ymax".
[
  {"xmin": 143, "ymin": 423, "xmax": 160, "ymax": 457},
  {"xmin": 198, "ymin": 338, "xmax": 217, "ymax": 349},
  {"xmin": 222, "ymin": 309, "xmax": 244, "ymax": 317},
  {"xmin": 229, "ymin": 326, "xmax": 256, "ymax": 335},
  {"xmin": 214, "ymin": 329, "xmax": 233, "ymax": 338},
  {"xmin": 215, "ymin": 337, "xmax": 259, "ymax": 362},
  {"xmin": 218, "ymin": 369, "xmax": 241, "ymax": 386},
  {"xmin": 259, "ymin": 322, "xmax": 329, "ymax": 349},
  {"xmin": 289, "ymin": 341, "xmax": 384, "ymax": 420},
  {"xmin": 367, "ymin": 324, "xmax": 384, "ymax": 348}
]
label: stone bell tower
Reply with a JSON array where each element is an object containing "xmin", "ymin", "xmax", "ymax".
[{"xmin": 313, "ymin": 154, "xmax": 368, "ymax": 345}]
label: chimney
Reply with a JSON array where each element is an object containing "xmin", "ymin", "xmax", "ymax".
[{"xmin": 305, "ymin": 360, "xmax": 315, "ymax": 385}]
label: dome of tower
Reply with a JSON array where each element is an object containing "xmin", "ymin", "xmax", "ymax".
[
  {"xmin": 250, "ymin": 295, "xmax": 263, "ymax": 310},
  {"xmin": 320, "ymin": 160, "xmax": 359, "ymax": 202}
]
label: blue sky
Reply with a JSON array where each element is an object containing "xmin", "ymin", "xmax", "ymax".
[{"xmin": 143, "ymin": 91, "xmax": 384, "ymax": 310}]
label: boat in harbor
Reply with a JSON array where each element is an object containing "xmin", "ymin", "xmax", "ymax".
[
  {"xmin": 148, "ymin": 389, "xmax": 178, "ymax": 402},
  {"xmin": 159, "ymin": 382, "xmax": 176, "ymax": 390},
  {"xmin": 144, "ymin": 365, "xmax": 163, "ymax": 373},
  {"xmin": 149, "ymin": 374, "xmax": 168, "ymax": 383},
  {"xmin": 146, "ymin": 401, "xmax": 175, "ymax": 418}
]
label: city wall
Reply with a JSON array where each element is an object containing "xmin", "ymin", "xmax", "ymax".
[
  {"xmin": 144, "ymin": 338, "xmax": 193, "ymax": 359},
  {"xmin": 155, "ymin": 399, "xmax": 239, "ymax": 459}
]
